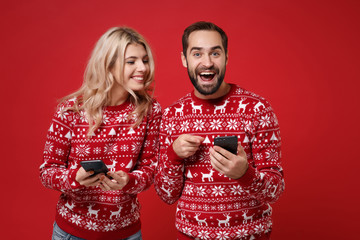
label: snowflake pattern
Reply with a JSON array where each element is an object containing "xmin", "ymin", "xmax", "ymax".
[
  {"xmin": 193, "ymin": 119, "xmax": 205, "ymax": 131},
  {"xmin": 211, "ymin": 186, "xmax": 225, "ymax": 196},
  {"xmin": 85, "ymin": 221, "xmax": 99, "ymax": 231},
  {"xmin": 259, "ymin": 114, "xmax": 271, "ymax": 128},
  {"xmin": 70, "ymin": 215, "xmax": 82, "ymax": 226},
  {"xmin": 227, "ymin": 119, "xmax": 239, "ymax": 130},
  {"xmin": 265, "ymin": 149, "xmax": 279, "ymax": 161},
  {"xmin": 104, "ymin": 223, "xmax": 117, "ymax": 231},
  {"xmin": 116, "ymin": 113, "xmax": 128, "ymax": 123},
  {"xmin": 198, "ymin": 230, "xmax": 210, "ymax": 239},
  {"xmin": 180, "ymin": 120, "xmax": 190, "ymax": 132},
  {"xmin": 216, "ymin": 231, "xmax": 230, "ymax": 240},
  {"xmin": 104, "ymin": 143, "xmax": 118, "ymax": 155},
  {"xmin": 75, "ymin": 145, "xmax": 90, "ymax": 157},
  {"xmin": 210, "ymin": 119, "xmax": 222, "ymax": 130},
  {"xmin": 44, "ymin": 141, "xmax": 54, "ymax": 154},
  {"xmin": 165, "ymin": 122, "xmax": 176, "ymax": 135}
]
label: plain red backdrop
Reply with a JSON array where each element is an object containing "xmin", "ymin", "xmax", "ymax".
[{"xmin": 1, "ymin": 0, "xmax": 359, "ymax": 239}]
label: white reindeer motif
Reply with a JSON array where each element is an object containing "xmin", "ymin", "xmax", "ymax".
[
  {"xmin": 190, "ymin": 101, "xmax": 203, "ymax": 114},
  {"xmin": 87, "ymin": 204, "xmax": 100, "ymax": 218},
  {"xmin": 109, "ymin": 205, "xmax": 122, "ymax": 219},
  {"xmin": 214, "ymin": 100, "xmax": 229, "ymax": 114},
  {"xmin": 160, "ymin": 185, "xmax": 173, "ymax": 197},
  {"xmin": 237, "ymin": 99, "xmax": 249, "ymax": 113},
  {"xmin": 106, "ymin": 159, "xmax": 118, "ymax": 172},
  {"xmin": 175, "ymin": 103, "xmax": 184, "ymax": 116},
  {"xmin": 242, "ymin": 210, "xmax": 255, "ymax": 224},
  {"xmin": 201, "ymin": 169, "xmax": 215, "ymax": 182},
  {"xmin": 65, "ymin": 201, "xmax": 75, "ymax": 210},
  {"xmin": 217, "ymin": 213, "xmax": 231, "ymax": 227},
  {"xmin": 262, "ymin": 205, "xmax": 272, "ymax": 217},
  {"xmin": 254, "ymin": 101, "xmax": 265, "ymax": 112},
  {"xmin": 194, "ymin": 213, "xmax": 208, "ymax": 226}
]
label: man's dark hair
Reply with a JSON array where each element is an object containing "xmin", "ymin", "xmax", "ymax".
[{"xmin": 182, "ymin": 21, "xmax": 228, "ymax": 57}]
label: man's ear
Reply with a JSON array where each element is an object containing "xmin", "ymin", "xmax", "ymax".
[
  {"xmin": 226, "ymin": 52, "xmax": 229, "ymax": 65},
  {"xmin": 181, "ymin": 52, "xmax": 187, "ymax": 68}
]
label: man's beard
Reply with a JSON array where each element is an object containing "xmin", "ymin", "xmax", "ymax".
[{"xmin": 187, "ymin": 65, "xmax": 226, "ymax": 96}]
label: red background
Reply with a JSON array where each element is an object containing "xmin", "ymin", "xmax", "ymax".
[{"xmin": 1, "ymin": 0, "xmax": 359, "ymax": 239}]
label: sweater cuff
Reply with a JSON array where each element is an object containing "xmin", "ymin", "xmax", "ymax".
[
  {"xmin": 236, "ymin": 164, "xmax": 257, "ymax": 187},
  {"xmin": 121, "ymin": 173, "xmax": 136, "ymax": 192},
  {"xmin": 168, "ymin": 143, "xmax": 184, "ymax": 165}
]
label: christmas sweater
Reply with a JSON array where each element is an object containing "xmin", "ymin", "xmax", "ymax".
[
  {"xmin": 40, "ymin": 98, "xmax": 161, "ymax": 240},
  {"xmin": 155, "ymin": 84, "xmax": 284, "ymax": 240}
]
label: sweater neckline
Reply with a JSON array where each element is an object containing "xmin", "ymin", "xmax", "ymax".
[
  {"xmin": 104, "ymin": 98, "xmax": 131, "ymax": 111},
  {"xmin": 190, "ymin": 83, "xmax": 236, "ymax": 104}
]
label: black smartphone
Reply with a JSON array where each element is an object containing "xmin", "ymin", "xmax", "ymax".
[
  {"xmin": 213, "ymin": 136, "xmax": 238, "ymax": 155},
  {"xmin": 80, "ymin": 160, "xmax": 109, "ymax": 177}
]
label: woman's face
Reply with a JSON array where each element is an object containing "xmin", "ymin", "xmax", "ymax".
[{"xmin": 112, "ymin": 43, "xmax": 150, "ymax": 92}]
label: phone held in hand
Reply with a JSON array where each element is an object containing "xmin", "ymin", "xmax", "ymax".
[
  {"xmin": 213, "ymin": 136, "xmax": 238, "ymax": 155},
  {"xmin": 80, "ymin": 160, "xmax": 109, "ymax": 177}
]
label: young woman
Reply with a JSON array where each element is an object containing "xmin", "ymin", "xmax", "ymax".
[{"xmin": 40, "ymin": 27, "xmax": 162, "ymax": 240}]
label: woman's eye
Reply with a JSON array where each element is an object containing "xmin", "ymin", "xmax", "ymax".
[
  {"xmin": 126, "ymin": 61, "xmax": 135, "ymax": 64},
  {"xmin": 143, "ymin": 59, "xmax": 149, "ymax": 64}
]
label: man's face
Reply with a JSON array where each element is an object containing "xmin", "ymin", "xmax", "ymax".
[{"xmin": 182, "ymin": 30, "xmax": 228, "ymax": 96}]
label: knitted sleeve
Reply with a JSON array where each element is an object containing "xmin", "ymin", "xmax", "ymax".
[
  {"xmin": 154, "ymin": 107, "xmax": 185, "ymax": 204},
  {"xmin": 122, "ymin": 100, "xmax": 162, "ymax": 195},
  {"xmin": 39, "ymin": 100, "xmax": 83, "ymax": 192},
  {"xmin": 237, "ymin": 99, "xmax": 285, "ymax": 203}
]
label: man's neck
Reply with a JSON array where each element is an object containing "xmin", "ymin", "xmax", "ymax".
[{"xmin": 194, "ymin": 82, "xmax": 231, "ymax": 100}]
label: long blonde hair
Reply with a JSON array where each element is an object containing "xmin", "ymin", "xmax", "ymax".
[{"xmin": 61, "ymin": 27, "xmax": 155, "ymax": 137}]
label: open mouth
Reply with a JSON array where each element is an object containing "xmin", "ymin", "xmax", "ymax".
[
  {"xmin": 131, "ymin": 76, "xmax": 145, "ymax": 82},
  {"xmin": 199, "ymin": 72, "xmax": 216, "ymax": 82}
]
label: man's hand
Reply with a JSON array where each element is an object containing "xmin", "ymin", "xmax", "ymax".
[
  {"xmin": 173, "ymin": 134, "xmax": 204, "ymax": 158},
  {"xmin": 209, "ymin": 143, "xmax": 248, "ymax": 179},
  {"xmin": 98, "ymin": 171, "xmax": 130, "ymax": 191}
]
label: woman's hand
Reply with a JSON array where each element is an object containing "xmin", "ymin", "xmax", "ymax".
[
  {"xmin": 75, "ymin": 167, "xmax": 103, "ymax": 187},
  {"xmin": 98, "ymin": 170, "xmax": 130, "ymax": 191}
]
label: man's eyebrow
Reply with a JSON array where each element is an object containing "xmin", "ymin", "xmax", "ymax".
[{"xmin": 189, "ymin": 46, "xmax": 223, "ymax": 52}]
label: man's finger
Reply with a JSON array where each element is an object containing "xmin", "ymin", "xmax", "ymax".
[
  {"xmin": 212, "ymin": 145, "xmax": 233, "ymax": 160},
  {"xmin": 185, "ymin": 135, "xmax": 204, "ymax": 144}
]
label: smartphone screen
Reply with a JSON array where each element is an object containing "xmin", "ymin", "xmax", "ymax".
[
  {"xmin": 213, "ymin": 136, "xmax": 238, "ymax": 155},
  {"xmin": 80, "ymin": 160, "xmax": 109, "ymax": 176}
]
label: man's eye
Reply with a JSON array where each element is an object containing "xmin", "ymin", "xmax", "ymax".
[
  {"xmin": 212, "ymin": 52, "xmax": 220, "ymax": 56},
  {"xmin": 194, "ymin": 53, "xmax": 201, "ymax": 57}
]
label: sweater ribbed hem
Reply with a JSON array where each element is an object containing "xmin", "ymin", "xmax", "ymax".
[{"xmin": 55, "ymin": 215, "xmax": 141, "ymax": 240}]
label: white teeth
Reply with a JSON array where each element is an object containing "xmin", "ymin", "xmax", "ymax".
[
  {"xmin": 200, "ymin": 72, "xmax": 214, "ymax": 76},
  {"xmin": 133, "ymin": 77, "xmax": 144, "ymax": 80}
]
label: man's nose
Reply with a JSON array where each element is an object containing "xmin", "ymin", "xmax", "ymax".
[{"xmin": 202, "ymin": 55, "xmax": 214, "ymax": 68}]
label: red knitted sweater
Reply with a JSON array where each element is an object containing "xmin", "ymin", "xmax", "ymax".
[
  {"xmin": 40, "ymin": 98, "xmax": 161, "ymax": 240},
  {"xmin": 155, "ymin": 84, "xmax": 284, "ymax": 240}
]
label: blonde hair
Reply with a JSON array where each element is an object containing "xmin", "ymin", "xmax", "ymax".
[{"xmin": 61, "ymin": 27, "xmax": 155, "ymax": 137}]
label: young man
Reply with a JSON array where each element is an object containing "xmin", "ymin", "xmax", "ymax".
[{"xmin": 155, "ymin": 21, "xmax": 284, "ymax": 240}]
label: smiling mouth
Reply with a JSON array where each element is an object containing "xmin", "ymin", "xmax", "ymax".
[
  {"xmin": 132, "ymin": 76, "xmax": 144, "ymax": 81},
  {"xmin": 199, "ymin": 72, "xmax": 216, "ymax": 82}
]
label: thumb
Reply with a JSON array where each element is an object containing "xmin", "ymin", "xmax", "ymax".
[{"xmin": 237, "ymin": 143, "xmax": 247, "ymax": 157}]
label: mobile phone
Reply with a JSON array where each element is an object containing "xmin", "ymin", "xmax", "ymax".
[
  {"xmin": 213, "ymin": 136, "xmax": 238, "ymax": 155},
  {"xmin": 80, "ymin": 160, "xmax": 109, "ymax": 177}
]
